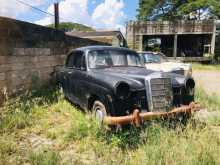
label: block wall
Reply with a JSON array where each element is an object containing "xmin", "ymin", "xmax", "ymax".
[{"xmin": 0, "ymin": 17, "xmax": 108, "ymax": 103}]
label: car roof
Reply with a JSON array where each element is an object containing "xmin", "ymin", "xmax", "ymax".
[{"xmin": 75, "ymin": 45, "xmax": 135, "ymax": 52}]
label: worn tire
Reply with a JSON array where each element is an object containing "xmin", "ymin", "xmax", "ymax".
[{"xmin": 92, "ymin": 100, "xmax": 107, "ymax": 124}]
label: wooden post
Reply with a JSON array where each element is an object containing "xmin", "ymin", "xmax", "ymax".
[
  {"xmin": 54, "ymin": 3, "xmax": 59, "ymax": 29},
  {"xmin": 211, "ymin": 20, "xmax": 216, "ymax": 55},
  {"xmin": 173, "ymin": 34, "xmax": 178, "ymax": 59},
  {"xmin": 139, "ymin": 35, "xmax": 143, "ymax": 51}
]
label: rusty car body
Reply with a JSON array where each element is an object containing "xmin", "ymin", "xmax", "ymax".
[{"xmin": 55, "ymin": 46, "xmax": 197, "ymax": 126}]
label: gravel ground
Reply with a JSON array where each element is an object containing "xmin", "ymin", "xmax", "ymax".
[{"xmin": 193, "ymin": 70, "xmax": 220, "ymax": 96}]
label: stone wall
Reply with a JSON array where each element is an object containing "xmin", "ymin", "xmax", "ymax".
[{"xmin": 0, "ymin": 17, "xmax": 108, "ymax": 103}]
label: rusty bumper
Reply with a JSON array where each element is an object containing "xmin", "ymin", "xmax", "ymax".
[{"xmin": 104, "ymin": 102, "xmax": 201, "ymax": 127}]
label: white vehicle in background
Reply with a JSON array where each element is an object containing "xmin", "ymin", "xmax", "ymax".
[{"xmin": 139, "ymin": 51, "xmax": 192, "ymax": 77}]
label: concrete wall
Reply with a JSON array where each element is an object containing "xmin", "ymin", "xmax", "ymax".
[{"xmin": 0, "ymin": 17, "xmax": 107, "ymax": 103}]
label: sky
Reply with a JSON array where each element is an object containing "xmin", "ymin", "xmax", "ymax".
[{"xmin": 0, "ymin": 0, "xmax": 139, "ymax": 32}]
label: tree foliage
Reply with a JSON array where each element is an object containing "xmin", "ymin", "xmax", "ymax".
[
  {"xmin": 137, "ymin": 0, "xmax": 220, "ymax": 21},
  {"xmin": 47, "ymin": 22, "xmax": 94, "ymax": 32}
]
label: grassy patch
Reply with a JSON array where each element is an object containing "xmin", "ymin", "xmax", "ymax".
[
  {"xmin": 195, "ymin": 87, "xmax": 220, "ymax": 111},
  {"xmin": 129, "ymin": 124, "xmax": 219, "ymax": 165},
  {"xmin": 192, "ymin": 63, "xmax": 220, "ymax": 71},
  {"xmin": 0, "ymin": 85, "xmax": 61, "ymax": 133},
  {"xmin": 29, "ymin": 148, "xmax": 61, "ymax": 165},
  {"xmin": 0, "ymin": 85, "xmax": 219, "ymax": 164}
]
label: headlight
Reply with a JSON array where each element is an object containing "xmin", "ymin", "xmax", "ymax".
[
  {"xmin": 185, "ymin": 78, "xmax": 195, "ymax": 95},
  {"xmin": 115, "ymin": 82, "xmax": 130, "ymax": 100}
]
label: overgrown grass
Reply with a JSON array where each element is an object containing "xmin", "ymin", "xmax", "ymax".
[
  {"xmin": 195, "ymin": 87, "xmax": 220, "ymax": 111},
  {"xmin": 0, "ymin": 85, "xmax": 61, "ymax": 134},
  {"xmin": 192, "ymin": 63, "xmax": 220, "ymax": 71},
  {"xmin": 29, "ymin": 148, "xmax": 60, "ymax": 165},
  {"xmin": 0, "ymin": 85, "xmax": 219, "ymax": 165}
]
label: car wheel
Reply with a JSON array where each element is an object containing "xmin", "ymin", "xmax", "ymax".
[{"xmin": 92, "ymin": 100, "xmax": 107, "ymax": 124}]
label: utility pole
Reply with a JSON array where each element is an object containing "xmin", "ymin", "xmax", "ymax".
[{"xmin": 54, "ymin": 3, "xmax": 59, "ymax": 29}]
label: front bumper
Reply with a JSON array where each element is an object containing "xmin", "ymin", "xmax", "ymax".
[{"xmin": 104, "ymin": 102, "xmax": 201, "ymax": 127}]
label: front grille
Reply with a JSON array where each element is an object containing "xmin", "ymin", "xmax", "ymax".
[
  {"xmin": 172, "ymin": 69, "xmax": 184, "ymax": 75},
  {"xmin": 150, "ymin": 78, "xmax": 172, "ymax": 112}
]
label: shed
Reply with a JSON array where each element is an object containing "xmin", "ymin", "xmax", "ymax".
[
  {"xmin": 126, "ymin": 20, "xmax": 220, "ymax": 62},
  {"xmin": 66, "ymin": 30, "xmax": 126, "ymax": 47}
]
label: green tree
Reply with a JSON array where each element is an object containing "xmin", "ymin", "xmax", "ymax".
[
  {"xmin": 137, "ymin": 0, "xmax": 220, "ymax": 21},
  {"xmin": 47, "ymin": 22, "xmax": 94, "ymax": 32}
]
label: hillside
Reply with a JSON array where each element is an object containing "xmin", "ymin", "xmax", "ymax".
[{"xmin": 47, "ymin": 22, "xmax": 94, "ymax": 32}]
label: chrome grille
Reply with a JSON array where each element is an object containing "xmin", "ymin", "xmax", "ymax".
[{"xmin": 150, "ymin": 78, "xmax": 172, "ymax": 112}]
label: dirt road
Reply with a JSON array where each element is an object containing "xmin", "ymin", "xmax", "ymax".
[{"xmin": 193, "ymin": 70, "xmax": 220, "ymax": 95}]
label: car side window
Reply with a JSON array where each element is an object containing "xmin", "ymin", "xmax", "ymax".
[
  {"xmin": 66, "ymin": 51, "xmax": 86, "ymax": 70},
  {"xmin": 74, "ymin": 54, "xmax": 82, "ymax": 69},
  {"xmin": 66, "ymin": 53, "xmax": 75, "ymax": 68}
]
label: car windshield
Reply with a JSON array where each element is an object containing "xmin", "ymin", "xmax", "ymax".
[
  {"xmin": 88, "ymin": 50, "xmax": 143, "ymax": 69},
  {"xmin": 143, "ymin": 53, "xmax": 168, "ymax": 63}
]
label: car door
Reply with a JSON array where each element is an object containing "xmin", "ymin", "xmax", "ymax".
[
  {"xmin": 63, "ymin": 51, "xmax": 81, "ymax": 102},
  {"xmin": 62, "ymin": 52, "xmax": 75, "ymax": 98},
  {"xmin": 71, "ymin": 52, "xmax": 89, "ymax": 107}
]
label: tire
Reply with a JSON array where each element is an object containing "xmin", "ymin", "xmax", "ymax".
[{"xmin": 92, "ymin": 100, "xmax": 107, "ymax": 124}]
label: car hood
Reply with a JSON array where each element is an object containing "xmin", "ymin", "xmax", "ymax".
[
  {"xmin": 93, "ymin": 67, "xmax": 155, "ymax": 79},
  {"xmin": 91, "ymin": 67, "xmax": 186, "ymax": 89},
  {"xmin": 145, "ymin": 62, "xmax": 191, "ymax": 72}
]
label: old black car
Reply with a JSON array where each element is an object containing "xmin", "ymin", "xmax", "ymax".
[{"xmin": 55, "ymin": 46, "xmax": 195, "ymax": 124}]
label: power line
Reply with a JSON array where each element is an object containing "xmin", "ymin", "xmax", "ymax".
[
  {"xmin": 15, "ymin": 0, "xmax": 75, "ymax": 24},
  {"xmin": 15, "ymin": 0, "xmax": 55, "ymax": 17}
]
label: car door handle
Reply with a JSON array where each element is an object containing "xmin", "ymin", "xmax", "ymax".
[{"xmin": 68, "ymin": 71, "xmax": 72, "ymax": 74}]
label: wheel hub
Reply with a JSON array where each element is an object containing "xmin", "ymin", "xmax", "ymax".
[{"xmin": 95, "ymin": 108, "xmax": 105, "ymax": 123}]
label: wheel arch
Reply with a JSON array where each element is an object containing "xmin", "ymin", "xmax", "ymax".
[
  {"xmin": 88, "ymin": 94, "xmax": 100, "ymax": 110},
  {"xmin": 87, "ymin": 93, "xmax": 115, "ymax": 115}
]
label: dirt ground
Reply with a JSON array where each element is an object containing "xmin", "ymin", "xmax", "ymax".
[{"xmin": 193, "ymin": 70, "xmax": 220, "ymax": 96}]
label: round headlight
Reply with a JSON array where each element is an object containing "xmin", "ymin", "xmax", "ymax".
[
  {"xmin": 115, "ymin": 82, "xmax": 130, "ymax": 100},
  {"xmin": 185, "ymin": 78, "xmax": 195, "ymax": 89},
  {"xmin": 185, "ymin": 78, "xmax": 195, "ymax": 95}
]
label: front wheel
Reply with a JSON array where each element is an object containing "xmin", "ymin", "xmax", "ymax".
[{"xmin": 92, "ymin": 100, "xmax": 107, "ymax": 124}]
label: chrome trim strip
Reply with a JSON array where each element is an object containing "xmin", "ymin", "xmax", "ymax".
[{"xmin": 145, "ymin": 77, "xmax": 153, "ymax": 112}]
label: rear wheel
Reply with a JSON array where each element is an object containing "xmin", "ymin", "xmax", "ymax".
[{"xmin": 92, "ymin": 100, "xmax": 107, "ymax": 124}]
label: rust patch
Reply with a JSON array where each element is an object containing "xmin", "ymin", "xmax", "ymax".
[{"xmin": 104, "ymin": 102, "xmax": 201, "ymax": 127}]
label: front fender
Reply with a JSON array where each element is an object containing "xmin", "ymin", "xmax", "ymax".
[{"xmin": 86, "ymin": 82, "xmax": 116, "ymax": 115}]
